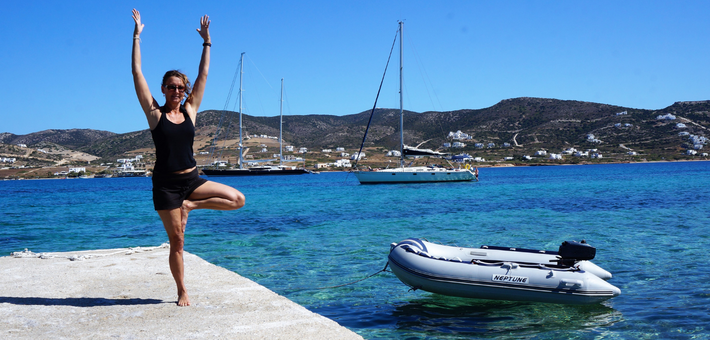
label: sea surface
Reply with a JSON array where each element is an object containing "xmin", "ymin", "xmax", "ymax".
[{"xmin": 2, "ymin": 161, "xmax": 710, "ymax": 339}]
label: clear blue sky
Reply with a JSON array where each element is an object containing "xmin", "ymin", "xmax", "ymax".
[{"xmin": 4, "ymin": 1, "xmax": 709, "ymax": 135}]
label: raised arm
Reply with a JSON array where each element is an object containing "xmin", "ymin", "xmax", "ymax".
[
  {"xmin": 131, "ymin": 9, "xmax": 161, "ymax": 129},
  {"xmin": 184, "ymin": 15, "xmax": 211, "ymax": 122}
]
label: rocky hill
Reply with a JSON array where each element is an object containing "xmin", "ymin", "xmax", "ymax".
[
  {"xmin": 2, "ymin": 97, "xmax": 710, "ymax": 170},
  {"xmin": 0, "ymin": 129, "xmax": 116, "ymax": 149}
]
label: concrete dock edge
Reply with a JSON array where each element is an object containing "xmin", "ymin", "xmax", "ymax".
[{"xmin": 0, "ymin": 245, "xmax": 363, "ymax": 339}]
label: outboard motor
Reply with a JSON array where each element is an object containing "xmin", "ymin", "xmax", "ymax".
[{"xmin": 556, "ymin": 240, "xmax": 596, "ymax": 267}]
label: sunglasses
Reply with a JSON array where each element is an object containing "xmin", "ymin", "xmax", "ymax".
[{"xmin": 165, "ymin": 85, "xmax": 186, "ymax": 92}]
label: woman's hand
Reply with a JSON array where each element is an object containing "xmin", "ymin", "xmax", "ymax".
[
  {"xmin": 197, "ymin": 15, "xmax": 210, "ymax": 43},
  {"xmin": 132, "ymin": 9, "xmax": 144, "ymax": 38}
]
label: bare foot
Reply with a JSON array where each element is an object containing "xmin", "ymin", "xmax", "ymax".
[
  {"xmin": 177, "ymin": 291, "xmax": 191, "ymax": 306},
  {"xmin": 180, "ymin": 201, "xmax": 194, "ymax": 232}
]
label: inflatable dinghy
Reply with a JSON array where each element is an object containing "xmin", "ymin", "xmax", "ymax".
[{"xmin": 388, "ymin": 238, "xmax": 620, "ymax": 304}]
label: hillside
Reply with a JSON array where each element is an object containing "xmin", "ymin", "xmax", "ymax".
[{"xmin": 2, "ymin": 97, "xmax": 709, "ymax": 178}]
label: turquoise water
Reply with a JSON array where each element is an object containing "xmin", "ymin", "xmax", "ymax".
[{"xmin": 2, "ymin": 161, "xmax": 710, "ymax": 339}]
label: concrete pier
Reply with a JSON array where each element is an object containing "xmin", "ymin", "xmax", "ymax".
[{"xmin": 0, "ymin": 245, "xmax": 363, "ymax": 339}]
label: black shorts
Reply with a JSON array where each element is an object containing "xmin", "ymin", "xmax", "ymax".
[{"xmin": 152, "ymin": 168, "xmax": 208, "ymax": 211}]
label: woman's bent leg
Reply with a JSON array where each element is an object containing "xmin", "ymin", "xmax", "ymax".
[
  {"xmin": 181, "ymin": 181, "xmax": 245, "ymax": 224},
  {"xmin": 158, "ymin": 208, "xmax": 190, "ymax": 306}
]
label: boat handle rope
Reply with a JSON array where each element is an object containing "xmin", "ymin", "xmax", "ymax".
[
  {"xmin": 289, "ymin": 262, "xmax": 390, "ymax": 292},
  {"xmin": 471, "ymin": 259, "xmax": 580, "ymax": 272}
]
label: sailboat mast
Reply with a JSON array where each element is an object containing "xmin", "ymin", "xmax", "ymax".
[
  {"xmin": 280, "ymin": 78, "xmax": 284, "ymax": 165},
  {"xmin": 238, "ymin": 52, "xmax": 245, "ymax": 170},
  {"xmin": 399, "ymin": 21, "xmax": 404, "ymax": 168}
]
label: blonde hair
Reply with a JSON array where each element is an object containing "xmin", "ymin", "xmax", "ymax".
[{"xmin": 161, "ymin": 70, "xmax": 192, "ymax": 102}]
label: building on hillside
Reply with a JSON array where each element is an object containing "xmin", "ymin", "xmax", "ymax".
[
  {"xmin": 448, "ymin": 130, "xmax": 470, "ymax": 140},
  {"xmin": 334, "ymin": 159, "xmax": 352, "ymax": 168},
  {"xmin": 350, "ymin": 152, "xmax": 365, "ymax": 160},
  {"xmin": 657, "ymin": 113, "xmax": 676, "ymax": 120}
]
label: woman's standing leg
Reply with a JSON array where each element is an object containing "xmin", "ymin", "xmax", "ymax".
[{"xmin": 158, "ymin": 208, "xmax": 191, "ymax": 306}]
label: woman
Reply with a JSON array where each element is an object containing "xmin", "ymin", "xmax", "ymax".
[{"xmin": 131, "ymin": 9, "xmax": 245, "ymax": 307}]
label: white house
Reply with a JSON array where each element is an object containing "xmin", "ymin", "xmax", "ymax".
[
  {"xmin": 285, "ymin": 146, "xmax": 294, "ymax": 152},
  {"xmin": 549, "ymin": 153, "xmax": 563, "ymax": 160},
  {"xmin": 336, "ymin": 147, "xmax": 345, "ymax": 152},
  {"xmin": 350, "ymin": 152, "xmax": 366, "ymax": 160},
  {"xmin": 386, "ymin": 150, "xmax": 401, "ymax": 157},
  {"xmin": 334, "ymin": 159, "xmax": 352, "ymax": 168},
  {"xmin": 657, "ymin": 113, "xmax": 676, "ymax": 120},
  {"xmin": 69, "ymin": 167, "xmax": 86, "ymax": 173},
  {"xmin": 448, "ymin": 130, "xmax": 470, "ymax": 140},
  {"xmin": 535, "ymin": 150, "xmax": 547, "ymax": 156},
  {"xmin": 561, "ymin": 148, "xmax": 577, "ymax": 155},
  {"xmin": 298, "ymin": 147, "xmax": 308, "ymax": 154},
  {"xmin": 322, "ymin": 149, "xmax": 332, "ymax": 153},
  {"xmin": 676, "ymin": 123, "xmax": 687, "ymax": 129},
  {"xmin": 452, "ymin": 142, "xmax": 466, "ymax": 148}
]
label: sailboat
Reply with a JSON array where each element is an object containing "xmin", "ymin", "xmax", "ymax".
[
  {"xmin": 202, "ymin": 55, "xmax": 309, "ymax": 177},
  {"xmin": 353, "ymin": 22, "xmax": 478, "ymax": 184}
]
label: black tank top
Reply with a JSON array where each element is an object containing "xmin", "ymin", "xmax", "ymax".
[{"xmin": 150, "ymin": 105, "xmax": 197, "ymax": 174}]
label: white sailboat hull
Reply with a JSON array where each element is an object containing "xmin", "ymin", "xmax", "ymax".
[
  {"xmin": 354, "ymin": 166, "xmax": 477, "ymax": 184},
  {"xmin": 388, "ymin": 238, "xmax": 620, "ymax": 305}
]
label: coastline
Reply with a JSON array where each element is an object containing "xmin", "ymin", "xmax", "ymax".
[
  {"xmin": 0, "ymin": 245, "xmax": 362, "ymax": 339},
  {"xmin": 3, "ymin": 159, "xmax": 709, "ymax": 180}
]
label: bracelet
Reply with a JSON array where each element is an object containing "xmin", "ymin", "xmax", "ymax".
[
  {"xmin": 133, "ymin": 36, "xmax": 141, "ymax": 42},
  {"xmin": 203, "ymin": 42, "xmax": 211, "ymax": 47}
]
